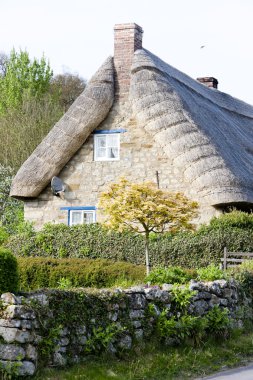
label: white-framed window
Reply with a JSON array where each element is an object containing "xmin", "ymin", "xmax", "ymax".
[
  {"xmin": 94, "ymin": 133, "xmax": 120, "ymax": 161},
  {"xmin": 69, "ymin": 210, "xmax": 96, "ymax": 226}
]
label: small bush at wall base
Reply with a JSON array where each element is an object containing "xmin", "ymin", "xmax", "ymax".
[
  {"xmin": 146, "ymin": 266, "xmax": 197, "ymax": 285},
  {"xmin": 17, "ymin": 257, "xmax": 145, "ymax": 290},
  {"xmin": 0, "ymin": 248, "xmax": 19, "ymax": 293}
]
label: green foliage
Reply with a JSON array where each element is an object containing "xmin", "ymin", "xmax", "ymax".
[
  {"xmin": 206, "ymin": 210, "xmax": 253, "ymax": 230},
  {"xmin": 205, "ymin": 306, "xmax": 231, "ymax": 338},
  {"xmin": 0, "ymin": 49, "xmax": 52, "ymax": 114},
  {"xmin": 0, "ymin": 165, "xmax": 24, "ymax": 235},
  {"xmin": 170, "ymin": 286, "xmax": 196, "ymax": 312},
  {"xmin": 146, "ymin": 266, "xmax": 197, "ymax": 285},
  {"xmin": 0, "ymin": 359, "xmax": 22, "ymax": 379},
  {"xmin": 157, "ymin": 311, "xmax": 204, "ymax": 343},
  {"xmin": 228, "ymin": 261, "xmax": 253, "ymax": 296},
  {"xmin": 197, "ymin": 265, "xmax": 226, "ymax": 281},
  {"xmin": 85, "ymin": 324, "xmax": 124, "ymax": 354},
  {"xmin": 17, "ymin": 257, "xmax": 145, "ymax": 291},
  {"xmin": 157, "ymin": 306, "xmax": 232, "ymax": 345},
  {"xmin": 57, "ymin": 277, "xmax": 73, "ymax": 290},
  {"xmin": 7, "ymin": 211, "xmax": 253, "ymax": 269},
  {"xmin": 0, "ymin": 51, "xmax": 85, "ymax": 170},
  {"xmin": 0, "ymin": 248, "xmax": 18, "ymax": 293},
  {"xmin": 0, "ymin": 227, "xmax": 9, "ymax": 246},
  {"xmin": 0, "ymin": 94, "xmax": 63, "ymax": 170},
  {"xmin": 38, "ymin": 324, "xmax": 62, "ymax": 361}
]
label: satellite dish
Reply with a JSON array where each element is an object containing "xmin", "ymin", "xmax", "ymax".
[{"xmin": 51, "ymin": 176, "xmax": 66, "ymax": 199}]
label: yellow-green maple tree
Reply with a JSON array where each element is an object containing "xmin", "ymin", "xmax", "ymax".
[{"xmin": 99, "ymin": 178, "xmax": 198, "ymax": 275}]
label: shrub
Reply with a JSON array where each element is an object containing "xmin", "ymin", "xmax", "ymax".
[
  {"xmin": 0, "ymin": 248, "xmax": 18, "ymax": 293},
  {"xmin": 197, "ymin": 264, "xmax": 226, "ymax": 281},
  {"xmin": 146, "ymin": 266, "xmax": 197, "ymax": 285},
  {"xmin": 7, "ymin": 211, "xmax": 253, "ymax": 269},
  {"xmin": 228, "ymin": 261, "xmax": 253, "ymax": 296},
  {"xmin": 205, "ymin": 305, "xmax": 232, "ymax": 338},
  {"xmin": 0, "ymin": 227, "xmax": 9, "ymax": 245},
  {"xmin": 17, "ymin": 257, "xmax": 145, "ymax": 290}
]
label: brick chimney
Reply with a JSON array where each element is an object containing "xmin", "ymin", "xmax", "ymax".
[
  {"xmin": 197, "ymin": 77, "xmax": 218, "ymax": 89},
  {"xmin": 114, "ymin": 23, "xmax": 143, "ymax": 100}
]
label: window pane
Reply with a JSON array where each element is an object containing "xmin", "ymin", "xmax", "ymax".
[
  {"xmin": 107, "ymin": 135, "xmax": 119, "ymax": 147},
  {"xmin": 108, "ymin": 147, "xmax": 119, "ymax": 158},
  {"xmin": 97, "ymin": 136, "xmax": 106, "ymax": 148},
  {"xmin": 84, "ymin": 212, "xmax": 94, "ymax": 224},
  {"xmin": 71, "ymin": 211, "xmax": 82, "ymax": 225},
  {"xmin": 97, "ymin": 147, "xmax": 106, "ymax": 158}
]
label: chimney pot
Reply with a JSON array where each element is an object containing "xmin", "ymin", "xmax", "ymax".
[{"xmin": 197, "ymin": 77, "xmax": 218, "ymax": 89}]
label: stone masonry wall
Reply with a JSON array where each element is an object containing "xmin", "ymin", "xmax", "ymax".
[
  {"xmin": 24, "ymin": 99, "xmax": 221, "ymax": 230},
  {"xmin": 0, "ymin": 279, "xmax": 250, "ymax": 377}
]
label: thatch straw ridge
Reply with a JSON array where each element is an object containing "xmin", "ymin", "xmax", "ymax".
[
  {"xmin": 10, "ymin": 57, "xmax": 114, "ymax": 198},
  {"xmin": 130, "ymin": 49, "xmax": 253, "ymax": 205}
]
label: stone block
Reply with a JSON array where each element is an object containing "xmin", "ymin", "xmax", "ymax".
[
  {"xmin": 0, "ymin": 360, "xmax": 36, "ymax": 376},
  {"xmin": 118, "ymin": 335, "xmax": 132, "ymax": 350},
  {"xmin": 129, "ymin": 310, "xmax": 145, "ymax": 319},
  {"xmin": 0, "ymin": 319, "xmax": 21, "ymax": 328},
  {"xmin": 26, "ymin": 344, "xmax": 37, "ymax": 362},
  {"xmin": 4, "ymin": 305, "xmax": 36, "ymax": 320},
  {"xmin": 1, "ymin": 293, "xmax": 21, "ymax": 305},
  {"xmin": 128, "ymin": 294, "xmax": 146, "ymax": 309},
  {"xmin": 0, "ymin": 344, "xmax": 25, "ymax": 360},
  {"xmin": 0, "ymin": 327, "xmax": 32, "ymax": 343}
]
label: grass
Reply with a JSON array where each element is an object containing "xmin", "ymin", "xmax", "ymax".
[{"xmin": 34, "ymin": 331, "xmax": 253, "ymax": 380}]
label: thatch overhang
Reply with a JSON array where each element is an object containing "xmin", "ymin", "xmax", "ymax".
[
  {"xmin": 130, "ymin": 49, "xmax": 253, "ymax": 206},
  {"xmin": 10, "ymin": 57, "xmax": 114, "ymax": 198}
]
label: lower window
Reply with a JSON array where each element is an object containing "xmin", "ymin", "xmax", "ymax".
[{"xmin": 69, "ymin": 210, "xmax": 96, "ymax": 226}]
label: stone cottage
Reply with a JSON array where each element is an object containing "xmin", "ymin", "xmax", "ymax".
[{"xmin": 10, "ymin": 23, "xmax": 253, "ymax": 229}]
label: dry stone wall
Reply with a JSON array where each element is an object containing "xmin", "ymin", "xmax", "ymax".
[{"xmin": 0, "ymin": 279, "xmax": 251, "ymax": 377}]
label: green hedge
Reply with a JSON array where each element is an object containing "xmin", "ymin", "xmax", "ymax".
[
  {"xmin": 7, "ymin": 223, "xmax": 169, "ymax": 266},
  {"xmin": 17, "ymin": 257, "xmax": 145, "ymax": 290},
  {"xmin": 0, "ymin": 248, "xmax": 19, "ymax": 294},
  {"xmin": 7, "ymin": 211, "xmax": 253, "ymax": 269}
]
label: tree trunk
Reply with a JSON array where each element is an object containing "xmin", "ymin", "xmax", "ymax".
[{"xmin": 145, "ymin": 232, "xmax": 151, "ymax": 276}]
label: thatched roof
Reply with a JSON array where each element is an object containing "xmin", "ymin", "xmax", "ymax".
[
  {"xmin": 130, "ymin": 49, "xmax": 253, "ymax": 206},
  {"xmin": 10, "ymin": 57, "xmax": 114, "ymax": 198},
  {"xmin": 11, "ymin": 46, "xmax": 253, "ymax": 207}
]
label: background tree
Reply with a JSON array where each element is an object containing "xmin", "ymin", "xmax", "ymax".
[
  {"xmin": 50, "ymin": 72, "xmax": 86, "ymax": 111},
  {"xmin": 99, "ymin": 178, "xmax": 198, "ymax": 275},
  {"xmin": 0, "ymin": 50, "xmax": 86, "ymax": 170},
  {"xmin": 0, "ymin": 49, "xmax": 53, "ymax": 114},
  {"xmin": 0, "ymin": 52, "xmax": 8, "ymax": 77},
  {"xmin": 0, "ymin": 165, "xmax": 23, "ymax": 235}
]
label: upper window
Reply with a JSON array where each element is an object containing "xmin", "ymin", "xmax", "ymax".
[
  {"xmin": 94, "ymin": 134, "xmax": 120, "ymax": 161},
  {"xmin": 69, "ymin": 209, "xmax": 96, "ymax": 226}
]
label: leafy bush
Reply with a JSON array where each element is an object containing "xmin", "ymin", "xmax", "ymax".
[
  {"xmin": 0, "ymin": 248, "xmax": 19, "ymax": 293},
  {"xmin": 0, "ymin": 227, "xmax": 9, "ymax": 245},
  {"xmin": 7, "ymin": 211, "xmax": 253, "ymax": 268},
  {"xmin": 228, "ymin": 261, "xmax": 253, "ymax": 296},
  {"xmin": 197, "ymin": 265, "xmax": 226, "ymax": 281},
  {"xmin": 146, "ymin": 266, "xmax": 197, "ymax": 285},
  {"xmin": 157, "ymin": 306, "xmax": 232, "ymax": 344},
  {"xmin": 206, "ymin": 210, "xmax": 253, "ymax": 230},
  {"xmin": 17, "ymin": 257, "xmax": 145, "ymax": 290},
  {"xmin": 205, "ymin": 305, "xmax": 232, "ymax": 338}
]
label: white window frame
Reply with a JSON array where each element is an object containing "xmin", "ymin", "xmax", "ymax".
[
  {"xmin": 94, "ymin": 133, "xmax": 120, "ymax": 161},
  {"xmin": 69, "ymin": 210, "xmax": 96, "ymax": 226}
]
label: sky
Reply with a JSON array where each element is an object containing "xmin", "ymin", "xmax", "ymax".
[{"xmin": 1, "ymin": 0, "xmax": 253, "ymax": 104}]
